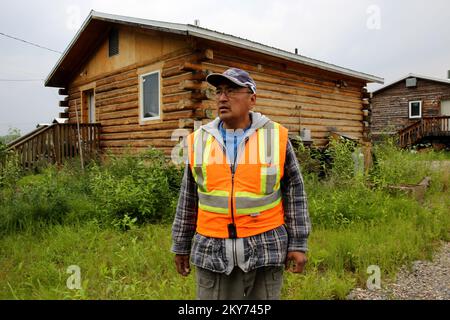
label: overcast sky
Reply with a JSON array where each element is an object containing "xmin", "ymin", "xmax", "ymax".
[{"xmin": 1, "ymin": 0, "xmax": 449, "ymax": 136}]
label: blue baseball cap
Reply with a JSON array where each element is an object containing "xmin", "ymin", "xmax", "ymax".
[{"xmin": 206, "ymin": 68, "xmax": 257, "ymax": 93}]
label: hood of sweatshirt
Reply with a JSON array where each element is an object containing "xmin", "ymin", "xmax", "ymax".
[{"xmin": 200, "ymin": 111, "xmax": 270, "ymax": 149}]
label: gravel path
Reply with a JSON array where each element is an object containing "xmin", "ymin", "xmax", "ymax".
[{"xmin": 347, "ymin": 242, "xmax": 450, "ymax": 300}]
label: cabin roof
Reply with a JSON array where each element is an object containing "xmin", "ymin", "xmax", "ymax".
[
  {"xmin": 45, "ymin": 10, "xmax": 383, "ymax": 88},
  {"xmin": 372, "ymin": 73, "xmax": 450, "ymax": 94}
]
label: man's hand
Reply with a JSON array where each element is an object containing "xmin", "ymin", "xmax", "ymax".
[
  {"xmin": 175, "ymin": 254, "xmax": 191, "ymax": 276},
  {"xmin": 285, "ymin": 251, "xmax": 307, "ymax": 273}
]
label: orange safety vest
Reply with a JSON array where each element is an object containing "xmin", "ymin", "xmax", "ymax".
[{"xmin": 187, "ymin": 120, "xmax": 288, "ymax": 238}]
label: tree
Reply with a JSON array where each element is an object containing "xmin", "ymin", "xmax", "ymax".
[{"xmin": 0, "ymin": 128, "xmax": 21, "ymax": 145}]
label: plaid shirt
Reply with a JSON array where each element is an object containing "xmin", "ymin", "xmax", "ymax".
[{"xmin": 171, "ymin": 138, "xmax": 311, "ymax": 274}]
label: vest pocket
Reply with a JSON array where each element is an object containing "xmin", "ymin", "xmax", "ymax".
[
  {"xmin": 192, "ymin": 166, "xmax": 205, "ymax": 189},
  {"xmin": 261, "ymin": 164, "xmax": 279, "ymax": 194}
]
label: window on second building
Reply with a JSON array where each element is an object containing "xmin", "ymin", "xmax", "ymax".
[
  {"xmin": 141, "ymin": 71, "xmax": 160, "ymax": 120},
  {"xmin": 409, "ymin": 100, "xmax": 422, "ymax": 119}
]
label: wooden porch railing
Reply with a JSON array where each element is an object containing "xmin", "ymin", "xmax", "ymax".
[
  {"xmin": 6, "ymin": 123, "xmax": 101, "ymax": 169},
  {"xmin": 398, "ymin": 116, "xmax": 450, "ymax": 148}
]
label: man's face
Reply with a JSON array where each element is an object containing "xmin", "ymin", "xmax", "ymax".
[{"xmin": 215, "ymin": 82, "xmax": 256, "ymax": 124}]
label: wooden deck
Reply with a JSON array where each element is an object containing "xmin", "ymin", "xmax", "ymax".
[
  {"xmin": 6, "ymin": 123, "xmax": 101, "ymax": 169},
  {"xmin": 398, "ymin": 116, "xmax": 450, "ymax": 148}
]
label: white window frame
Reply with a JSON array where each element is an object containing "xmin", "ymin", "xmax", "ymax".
[
  {"xmin": 88, "ymin": 91, "xmax": 96, "ymax": 123},
  {"xmin": 139, "ymin": 70, "xmax": 161, "ymax": 122},
  {"xmin": 409, "ymin": 100, "xmax": 422, "ymax": 119}
]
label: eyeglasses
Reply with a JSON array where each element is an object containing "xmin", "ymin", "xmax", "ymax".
[{"xmin": 215, "ymin": 87, "xmax": 253, "ymax": 98}]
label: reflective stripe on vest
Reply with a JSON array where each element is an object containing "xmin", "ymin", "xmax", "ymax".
[
  {"xmin": 258, "ymin": 121, "xmax": 281, "ymax": 194},
  {"xmin": 191, "ymin": 121, "xmax": 283, "ymax": 216},
  {"xmin": 234, "ymin": 189, "xmax": 282, "ymax": 214},
  {"xmin": 198, "ymin": 189, "xmax": 229, "ymax": 214},
  {"xmin": 191, "ymin": 130, "xmax": 214, "ymax": 193}
]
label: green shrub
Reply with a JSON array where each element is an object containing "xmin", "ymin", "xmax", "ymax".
[
  {"xmin": 293, "ymin": 141, "xmax": 326, "ymax": 177},
  {"xmin": 327, "ymin": 137, "xmax": 360, "ymax": 183},
  {"xmin": 0, "ymin": 161, "xmax": 105, "ymax": 236},
  {"xmin": 89, "ymin": 147, "xmax": 183, "ymax": 227},
  {"xmin": 293, "ymin": 137, "xmax": 363, "ymax": 183},
  {"xmin": 0, "ymin": 167, "xmax": 71, "ymax": 235},
  {"xmin": 0, "ymin": 147, "xmax": 183, "ymax": 236},
  {"xmin": 305, "ymin": 178, "xmax": 421, "ymax": 227},
  {"xmin": 369, "ymin": 137, "xmax": 446, "ymax": 187},
  {"xmin": 0, "ymin": 149, "xmax": 23, "ymax": 190}
]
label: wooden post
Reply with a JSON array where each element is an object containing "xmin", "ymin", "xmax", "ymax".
[
  {"xmin": 362, "ymin": 142, "xmax": 373, "ymax": 175},
  {"xmin": 55, "ymin": 124, "xmax": 61, "ymax": 164},
  {"xmin": 74, "ymin": 101, "xmax": 84, "ymax": 170},
  {"xmin": 31, "ymin": 137, "xmax": 36, "ymax": 169},
  {"xmin": 64, "ymin": 125, "xmax": 68, "ymax": 161}
]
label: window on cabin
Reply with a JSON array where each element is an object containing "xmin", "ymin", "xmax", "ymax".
[
  {"xmin": 141, "ymin": 71, "xmax": 160, "ymax": 120},
  {"xmin": 108, "ymin": 28, "xmax": 119, "ymax": 57},
  {"xmin": 409, "ymin": 101, "xmax": 422, "ymax": 119}
]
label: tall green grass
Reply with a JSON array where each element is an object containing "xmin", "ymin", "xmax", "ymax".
[
  {"xmin": 0, "ymin": 223, "xmax": 195, "ymax": 299},
  {"xmin": 0, "ymin": 194, "xmax": 447, "ymax": 299},
  {"xmin": 0, "ymin": 147, "xmax": 183, "ymax": 236},
  {"xmin": 0, "ymin": 139, "xmax": 448, "ymax": 299}
]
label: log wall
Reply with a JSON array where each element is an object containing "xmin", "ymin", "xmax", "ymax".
[
  {"xmin": 371, "ymin": 78, "xmax": 450, "ymax": 137},
  {"xmin": 62, "ymin": 27, "xmax": 369, "ymax": 156},
  {"xmin": 194, "ymin": 40, "xmax": 368, "ymax": 146},
  {"xmin": 66, "ymin": 49, "xmax": 208, "ymax": 156}
]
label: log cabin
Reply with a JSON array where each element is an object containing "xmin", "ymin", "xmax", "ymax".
[
  {"xmin": 39, "ymin": 10, "xmax": 383, "ymax": 161},
  {"xmin": 371, "ymin": 73, "xmax": 450, "ymax": 148}
]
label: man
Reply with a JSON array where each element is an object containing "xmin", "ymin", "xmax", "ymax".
[{"xmin": 171, "ymin": 67, "xmax": 311, "ymax": 300}]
